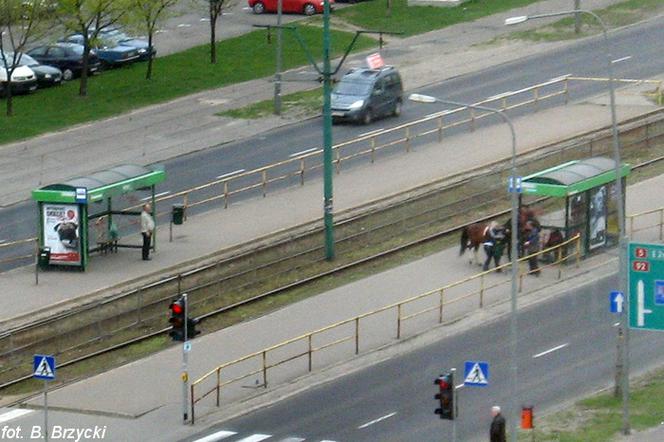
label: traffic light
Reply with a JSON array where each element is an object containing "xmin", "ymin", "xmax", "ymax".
[
  {"xmin": 434, "ymin": 371, "xmax": 454, "ymax": 420},
  {"xmin": 169, "ymin": 296, "xmax": 186, "ymax": 341},
  {"xmin": 168, "ymin": 295, "xmax": 201, "ymax": 342}
]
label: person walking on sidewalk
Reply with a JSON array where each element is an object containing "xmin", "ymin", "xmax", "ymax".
[
  {"xmin": 490, "ymin": 405, "xmax": 506, "ymax": 442},
  {"xmin": 141, "ymin": 203, "xmax": 155, "ymax": 261},
  {"xmin": 523, "ymin": 220, "xmax": 541, "ymax": 276}
]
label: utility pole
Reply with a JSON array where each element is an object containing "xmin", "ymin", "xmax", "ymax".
[
  {"xmin": 322, "ymin": 0, "xmax": 335, "ymax": 260},
  {"xmin": 574, "ymin": 0, "xmax": 581, "ymax": 34},
  {"xmin": 274, "ymin": 0, "xmax": 283, "ymax": 115}
]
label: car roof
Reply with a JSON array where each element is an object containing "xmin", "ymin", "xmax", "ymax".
[{"xmin": 342, "ymin": 66, "xmax": 398, "ymax": 81}]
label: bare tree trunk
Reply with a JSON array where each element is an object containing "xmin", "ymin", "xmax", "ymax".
[
  {"xmin": 5, "ymin": 84, "xmax": 14, "ymax": 117},
  {"xmin": 210, "ymin": 11, "xmax": 217, "ymax": 64},
  {"xmin": 146, "ymin": 30, "xmax": 154, "ymax": 80},
  {"xmin": 79, "ymin": 43, "xmax": 91, "ymax": 97}
]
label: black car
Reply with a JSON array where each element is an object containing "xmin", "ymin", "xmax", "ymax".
[
  {"xmin": 8, "ymin": 52, "xmax": 63, "ymax": 87},
  {"xmin": 26, "ymin": 43, "xmax": 101, "ymax": 81}
]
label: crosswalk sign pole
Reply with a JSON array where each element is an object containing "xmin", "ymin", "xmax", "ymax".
[
  {"xmin": 44, "ymin": 379, "xmax": 48, "ymax": 442},
  {"xmin": 451, "ymin": 367, "xmax": 457, "ymax": 442}
]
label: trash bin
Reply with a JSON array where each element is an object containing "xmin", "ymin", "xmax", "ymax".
[
  {"xmin": 38, "ymin": 247, "xmax": 51, "ymax": 269},
  {"xmin": 172, "ymin": 204, "xmax": 185, "ymax": 225},
  {"xmin": 521, "ymin": 405, "xmax": 534, "ymax": 429}
]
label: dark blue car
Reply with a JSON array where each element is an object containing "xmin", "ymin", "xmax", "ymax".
[
  {"xmin": 63, "ymin": 34, "xmax": 140, "ymax": 68},
  {"xmin": 98, "ymin": 28, "xmax": 156, "ymax": 61}
]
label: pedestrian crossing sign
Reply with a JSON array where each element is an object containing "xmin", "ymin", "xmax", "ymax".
[
  {"xmin": 464, "ymin": 360, "xmax": 489, "ymax": 387},
  {"xmin": 33, "ymin": 354, "xmax": 56, "ymax": 380}
]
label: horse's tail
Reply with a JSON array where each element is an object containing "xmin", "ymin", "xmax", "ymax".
[{"xmin": 459, "ymin": 227, "xmax": 468, "ymax": 256}]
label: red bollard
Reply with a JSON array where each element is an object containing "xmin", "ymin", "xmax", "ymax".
[{"xmin": 521, "ymin": 405, "xmax": 534, "ymax": 429}]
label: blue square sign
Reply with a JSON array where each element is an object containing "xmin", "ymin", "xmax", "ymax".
[
  {"xmin": 656, "ymin": 281, "xmax": 664, "ymax": 306},
  {"xmin": 33, "ymin": 354, "xmax": 56, "ymax": 380}
]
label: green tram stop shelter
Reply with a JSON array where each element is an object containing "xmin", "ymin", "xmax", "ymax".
[
  {"xmin": 32, "ymin": 164, "xmax": 166, "ymax": 271},
  {"xmin": 520, "ymin": 157, "xmax": 630, "ymax": 257}
]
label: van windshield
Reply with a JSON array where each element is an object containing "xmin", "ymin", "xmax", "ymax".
[{"xmin": 333, "ymin": 80, "xmax": 372, "ymax": 96}]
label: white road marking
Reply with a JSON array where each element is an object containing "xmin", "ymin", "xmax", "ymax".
[
  {"xmin": 532, "ymin": 343, "xmax": 569, "ymax": 359},
  {"xmin": 280, "ymin": 438, "xmax": 305, "ymax": 442},
  {"xmin": 359, "ymin": 128, "xmax": 384, "ymax": 137},
  {"xmin": 235, "ymin": 435, "xmax": 271, "ymax": 442},
  {"xmin": 177, "ymin": 23, "xmax": 192, "ymax": 28},
  {"xmin": 289, "ymin": 147, "xmax": 320, "ymax": 157},
  {"xmin": 0, "ymin": 239, "xmax": 6, "ymax": 244},
  {"xmin": 612, "ymin": 56, "xmax": 632, "ymax": 64},
  {"xmin": 141, "ymin": 191, "xmax": 170, "ymax": 201},
  {"xmin": 614, "ymin": 322, "xmax": 621, "ymax": 327},
  {"xmin": 191, "ymin": 430, "xmax": 237, "ymax": 442},
  {"xmin": 358, "ymin": 411, "xmax": 397, "ymax": 429},
  {"xmin": 216, "ymin": 169, "xmax": 245, "ymax": 180},
  {"xmin": 0, "ymin": 409, "xmax": 33, "ymax": 424},
  {"xmin": 200, "ymin": 18, "xmax": 210, "ymax": 22}
]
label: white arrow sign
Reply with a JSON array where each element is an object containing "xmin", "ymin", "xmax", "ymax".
[{"xmin": 637, "ymin": 280, "xmax": 653, "ymax": 326}]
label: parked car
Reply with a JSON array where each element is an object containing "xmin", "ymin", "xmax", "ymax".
[
  {"xmin": 248, "ymin": 0, "xmax": 333, "ymax": 15},
  {"xmin": 0, "ymin": 56, "xmax": 38, "ymax": 95},
  {"xmin": 62, "ymin": 34, "xmax": 140, "ymax": 68},
  {"xmin": 26, "ymin": 43, "xmax": 101, "ymax": 80},
  {"xmin": 331, "ymin": 65, "xmax": 403, "ymax": 124},
  {"xmin": 5, "ymin": 52, "xmax": 62, "ymax": 87},
  {"xmin": 98, "ymin": 28, "xmax": 156, "ymax": 61}
]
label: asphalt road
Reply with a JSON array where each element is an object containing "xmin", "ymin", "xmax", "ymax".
[
  {"xmin": 184, "ymin": 272, "xmax": 664, "ymax": 442},
  {"xmin": 2, "ymin": 16, "xmax": 664, "ymax": 268}
]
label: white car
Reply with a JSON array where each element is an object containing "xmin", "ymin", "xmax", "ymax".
[{"xmin": 0, "ymin": 59, "xmax": 38, "ymax": 95}]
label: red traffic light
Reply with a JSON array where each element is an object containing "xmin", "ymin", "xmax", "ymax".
[{"xmin": 170, "ymin": 303, "xmax": 184, "ymax": 315}]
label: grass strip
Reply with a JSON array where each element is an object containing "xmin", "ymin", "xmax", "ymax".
[
  {"xmin": 217, "ymin": 87, "xmax": 323, "ymax": 119},
  {"xmin": 503, "ymin": 0, "xmax": 664, "ymax": 42},
  {"xmin": 334, "ymin": 0, "xmax": 543, "ymax": 37},
  {"xmin": 521, "ymin": 366, "xmax": 664, "ymax": 441},
  {"xmin": 0, "ymin": 27, "xmax": 374, "ymax": 145}
]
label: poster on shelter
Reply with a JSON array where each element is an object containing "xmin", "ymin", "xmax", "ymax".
[
  {"xmin": 588, "ymin": 186, "xmax": 607, "ymax": 250},
  {"xmin": 42, "ymin": 203, "xmax": 81, "ymax": 265}
]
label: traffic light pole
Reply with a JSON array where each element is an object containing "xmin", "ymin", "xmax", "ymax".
[
  {"xmin": 451, "ymin": 368, "xmax": 457, "ymax": 442},
  {"xmin": 182, "ymin": 293, "xmax": 189, "ymax": 423}
]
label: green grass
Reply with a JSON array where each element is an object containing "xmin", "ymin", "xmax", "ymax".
[
  {"xmin": 0, "ymin": 26, "xmax": 374, "ymax": 145},
  {"xmin": 334, "ymin": 0, "xmax": 543, "ymax": 37},
  {"xmin": 521, "ymin": 367, "xmax": 664, "ymax": 441},
  {"xmin": 217, "ymin": 87, "xmax": 323, "ymax": 119},
  {"xmin": 504, "ymin": 0, "xmax": 664, "ymax": 42}
]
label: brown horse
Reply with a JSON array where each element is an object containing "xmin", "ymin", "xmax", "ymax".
[{"xmin": 459, "ymin": 221, "xmax": 509, "ymax": 269}]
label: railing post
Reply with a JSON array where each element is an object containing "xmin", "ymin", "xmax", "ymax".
[
  {"xmin": 405, "ymin": 127, "xmax": 411, "ymax": 152},
  {"xmin": 183, "ymin": 194, "xmax": 189, "ymax": 221},
  {"xmin": 501, "ymin": 97, "xmax": 507, "ymax": 111},
  {"xmin": 660, "ymin": 209, "xmax": 664, "ymax": 241},
  {"xmin": 262, "ymin": 170, "xmax": 267, "ymax": 197},
  {"xmin": 300, "ymin": 158, "xmax": 305, "ymax": 185},
  {"xmin": 629, "ymin": 215, "xmax": 634, "ymax": 238},
  {"xmin": 216, "ymin": 368, "xmax": 221, "ymax": 407},
  {"xmin": 355, "ymin": 317, "xmax": 360, "ymax": 355},
  {"xmin": 534, "ymin": 87, "xmax": 540, "ymax": 111},
  {"xmin": 223, "ymin": 181, "xmax": 229, "ymax": 209},
  {"xmin": 397, "ymin": 304, "xmax": 402, "ymax": 339},
  {"xmin": 470, "ymin": 108, "xmax": 476, "ymax": 131},
  {"xmin": 576, "ymin": 236, "xmax": 581, "ymax": 268},
  {"xmin": 479, "ymin": 274, "xmax": 485, "ymax": 308},
  {"xmin": 335, "ymin": 148, "xmax": 341, "ymax": 174},
  {"xmin": 370, "ymin": 137, "xmax": 376, "ymax": 163},
  {"xmin": 557, "ymin": 246, "xmax": 563, "ymax": 280},
  {"xmin": 308, "ymin": 334, "xmax": 313, "ymax": 372},
  {"xmin": 439, "ymin": 289, "xmax": 444, "ymax": 323},
  {"xmin": 262, "ymin": 351, "xmax": 268, "ymax": 388},
  {"xmin": 564, "ymin": 77, "xmax": 570, "ymax": 104},
  {"xmin": 437, "ymin": 116, "xmax": 444, "ymax": 142}
]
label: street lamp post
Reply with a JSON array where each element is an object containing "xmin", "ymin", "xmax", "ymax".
[
  {"xmin": 409, "ymin": 93, "xmax": 520, "ymax": 442},
  {"xmin": 506, "ymin": 10, "xmax": 629, "ymax": 435}
]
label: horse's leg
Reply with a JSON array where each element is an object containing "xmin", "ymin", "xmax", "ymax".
[
  {"xmin": 473, "ymin": 245, "xmax": 481, "ymax": 266},
  {"xmin": 483, "ymin": 246, "xmax": 492, "ymax": 271}
]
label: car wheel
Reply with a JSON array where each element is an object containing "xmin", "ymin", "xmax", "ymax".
[
  {"xmin": 303, "ymin": 3, "xmax": 316, "ymax": 15},
  {"xmin": 392, "ymin": 100, "xmax": 402, "ymax": 117},
  {"xmin": 62, "ymin": 69, "xmax": 74, "ymax": 81},
  {"xmin": 253, "ymin": 1, "xmax": 265, "ymax": 14},
  {"xmin": 362, "ymin": 108, "xmax": 372, "ymax": 125}
]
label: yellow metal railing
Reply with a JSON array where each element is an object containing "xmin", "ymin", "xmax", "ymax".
[
  {"xmin": 628, "ymin": 207, "xmax": 664, "ymax": 241},
  {"xmin": 189, "ymin": 234, "xmax": 581, "ymax": 424}
]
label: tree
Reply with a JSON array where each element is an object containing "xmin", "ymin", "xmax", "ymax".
[
  {"xmin": 128, "ymin": 0, "xmax": 177, "ymax": 80},
  {"xmin": 57, "ymin": 0, "xmax": 127, "ymax": 96},
  {"xmin": 207, "ymin": 0, "xmax": 233, "ymax": 64},
  {"xmin": 0, "ymin": 0, "xmax": 48, "ymax": 116}
]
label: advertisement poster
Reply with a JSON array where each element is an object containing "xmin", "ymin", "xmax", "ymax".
[
  {"xmin": 42, "ymin": 203, "xmax": 81, "ymax": 265},
  {"xmin": 588, "ymin": 186, "xmax": 607, "ymax": 250}
]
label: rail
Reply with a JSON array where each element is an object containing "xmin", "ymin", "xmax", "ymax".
[
  {"xmin": 189, "ymin": 234, "xmax": 581, "ymax": 424},
  {"xmin": 628, "ymin": 207, "xmax": 664, "ymax": 241}
]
